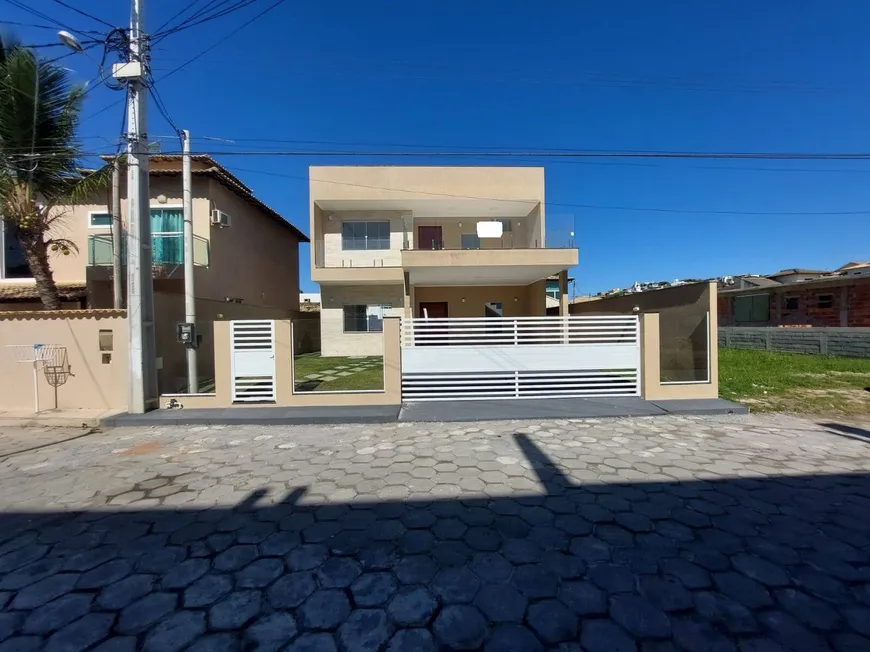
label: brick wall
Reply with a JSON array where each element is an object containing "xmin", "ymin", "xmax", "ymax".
[
  {"xmin": 779, "ymin": 287, "xmax": 840, "ymax": 326},
  {"xmin": 847, "ymin": 284, "xmax": 870, "ymax": 327},
  {"xmin": 719, "ymin": 327, "xmax": 870, "ymax": 358}
]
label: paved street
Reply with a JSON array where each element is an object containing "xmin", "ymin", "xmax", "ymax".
[{"xmin": 0, "ymin": 414, "xmax": 868, "ymax": 651}]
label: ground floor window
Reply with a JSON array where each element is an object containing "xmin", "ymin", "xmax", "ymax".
[
  {"xmin": 343, "ymin": 304, "xmax": 391, "ymax": 332},
  {"xmin": 1, "ymin": 221, "xmax": 30, "ymax": 278}
]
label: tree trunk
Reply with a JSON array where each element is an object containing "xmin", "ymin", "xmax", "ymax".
[{"xmin": 20, "ymin": 235, "xmax": 61, "ymax": 310}]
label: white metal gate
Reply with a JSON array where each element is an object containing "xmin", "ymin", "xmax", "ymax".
[
  {"xmin": 230, "ymin": 320, "xmax": 276, "ymax": 402},
  {"xmin": 401, "ymin": 316, "xmax": 640, "ymax": 401}
]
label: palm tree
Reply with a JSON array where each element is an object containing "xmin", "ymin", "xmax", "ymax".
[{"xmin": 0, "ymin": 35, "xmax": 108, "ymax": 309}]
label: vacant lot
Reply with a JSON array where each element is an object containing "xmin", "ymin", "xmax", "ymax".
[
  {"xmin": 720, "ymin": 347, "xmax": 870, "ymax": 413},
  {"xmin": 293, "ymin": 353, "xmax": 384, "ymax": 392}
]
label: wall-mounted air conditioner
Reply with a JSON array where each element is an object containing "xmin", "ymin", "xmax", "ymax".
[{"xmin": 211, "ymin": 209, "xmax": 231, "ymax": 227}]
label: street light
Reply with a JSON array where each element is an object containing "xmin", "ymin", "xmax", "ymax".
[{"xmin": 57, "ymin": 31, "xmax": 84, "ymax": 53}]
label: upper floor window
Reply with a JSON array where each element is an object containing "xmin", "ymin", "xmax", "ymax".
[
  {"xmin": 89, "ymin": 212, "xmax": 112, "ymax": 229},
  {"xmin": 784, "ymin": 296, "xmax": 799, "ymax": 310},
  {"xmin": 817, "ymin": 293, "xmax": 834, "ymax": 309},
  {"xmin": 342, "ymin": 221, "xmax": 390, "ymax": 250},
  {"xmin": 497, "ymin": 219, "xmax": 512, "ymax": 232}
]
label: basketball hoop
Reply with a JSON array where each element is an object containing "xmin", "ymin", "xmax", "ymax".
[{"xmin": 6, "ymin": 344, "xmax": 66, "ymax": 414}]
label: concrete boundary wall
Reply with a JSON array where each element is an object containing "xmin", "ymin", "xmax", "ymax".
[
  {"xmin": 719, "ymin": 327, "xmax": 870, "ymax": 358},
  {"xmin": 0, "ymin": 310, "xmax": 128, "ymax": 410}
]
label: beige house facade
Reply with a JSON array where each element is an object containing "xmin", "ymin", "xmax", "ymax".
[
  {"xmin": 0, "ymin": 155, "xmax": 308, "ymax": 391},
  {"xmin": 310, "ymin": 166, "xmax": 578, "ymax": 356}
]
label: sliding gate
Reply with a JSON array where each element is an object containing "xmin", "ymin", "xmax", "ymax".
[{"xmin": 401, "ymin": 315, "xmax": 640, "ymax": 401}]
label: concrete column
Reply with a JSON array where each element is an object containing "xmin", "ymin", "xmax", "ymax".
[
  {"xmin": 213, "ymin": 321, "xmax": 232, "ymax": 406},
  {"xmin": 559, "ymin": 270, "xmax": 569, "ymax": 316},
  {"xmin": 274, "ymin": 320, "xmax": 293, "ymax": 405}
]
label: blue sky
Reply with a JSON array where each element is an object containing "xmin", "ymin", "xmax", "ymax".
[{"xmin": 6, "ymin": 1, "xmax": 870, "ymax": 294}]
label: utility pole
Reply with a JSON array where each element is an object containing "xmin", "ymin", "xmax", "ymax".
[
  {"xmin": 119, "ymin": 0, "xmax": 157, "ymax": 413},
  {"xmin": 182, "ymin": 129, "xmax": 198, "ymax": 393},
  {"xmin": 111, "ymin": 157, "xmax": 123, "ymax": 309}
]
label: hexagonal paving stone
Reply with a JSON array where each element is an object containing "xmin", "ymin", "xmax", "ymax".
[
  {"xmin": 433, "ymin": 519, "xmax": 467, "ymax": 540},
  {"xmin": 580, "ymin": 618, "xmax": 636, "ymax": 652},
  {"xmin": 559, "ymin": 580, "xmax": 607, "ymax": 616},
  {"xmin": 44, "ymin": 613, "xmax": 114, "ymax": 652},
  {"xmin": 475, "ymin": 584, "xmax": 527, "ymax": 623},
  {"xmin": 12, "ymin": 573, "xmax": 78, "ymax": 609},
  {"xmin": 76, "ymin": 560, "xmax": 132, "ymax": 590},
  {"xmin": 208, "ymin": 590, "xmax": 262, "ymax": 630},
  {"xmin": 432, "ymin": 567, "xmax": 481, "ymax": 604},
  {"xmin": 433, "ymin": 605, "xmax": 488, "ymax": 651},
  {"xmin": 298, "ymin": 590, "xmax": 351, "ymax": 630},
  {"xmin": 338, "ymin": 609, "xmax": 393, "ymax": 652},
  {"xmin": 142, "ymin": 611, "xmax": 206, "ymax": 652},
  {"xmin": 213, "ymin": 545, "xmax": 258, "ymax": 572},
  {"xmin": 527, "ymin": 599, "xmax": 578, "ymax": 644},
  {"xmin": 116, "ymin": 593, "xmax": 177, "ymax": 635},
  {"xmin": 732, "ymin": 554, "xmax": 791, "ymax": 588},
  {"xmin": 183, "ymin": 574, "xmax": 232, "ymax": 609},
  {"xmin": 639, "ymin": 575, "xmax": 693, "ymax": 612},
  {"xmin": 386, "ymin": 629, "xmax": 437, "ymax": 652},
  {"xmin": 264, "ymin": 571, "xmax": 314, "ymax": 609},
  {"xmin": 610, "ymin": 594, "xmax": 672, "ymax": 638},
  {"xmin": 511, "ymin": 565, "xmax": 558, "ymax": 599},
  {"xmin": 244, "ymin": 613, "xmax": 298, "ymax": 652},
  {"xmin": 286, "ymin": 633, "xmax": 338, "ymax": 652},
  {"xmin": 393, "ymin": 555, "xmax": 439, "ymax": 585},
  {"xmin": 286, "ymin": 544, "xmax": 330, "ymax": 571},
  {"xmin": 469, "ymin": 552, "xmax": 513, "ymax": 583},
  {"xmin": 484, "ymin": 624, "xmax": 543, "ymax": 652},
  {"xmin": 588, "ymin": 563, "xmax": 636, "ymax": 593},
  {"xmin": 350, "ymin": 573, "xmax": 398, "ymax": 607},
  {"xmin": 317, "ymin": 557, "xmax": 362, "ymax": 589},
  {"xmin": 388, "ymin": 587, "xmax": 437, "ymax": 626},
  {"xmin": 693, "ymin": 591, "xmax": 758, "ymax": 635},
  {"xmin": 236, "ymin": 558, "xmax": 285, "ymax": 589}
]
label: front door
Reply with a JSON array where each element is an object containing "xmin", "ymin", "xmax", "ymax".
[
  {"xmin": 417, "ymin": 301, "xmax": 448, "ymax": 346},
  {"xmin": 419, "ymin": 302, "xmax": 448, "ymax": 319},
  {"xmin": 417, "ymin": 226, "xmax": 443, "ymax": 250}
]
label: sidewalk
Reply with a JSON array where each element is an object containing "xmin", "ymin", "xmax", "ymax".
[{"xmin": 0, "ymin": 407, "xmax": 122, "ymax": 428}]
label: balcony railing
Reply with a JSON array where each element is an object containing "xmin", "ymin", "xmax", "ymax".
[{"xmin": 88, "ymin": 233, "xmax": 210, "ymax": 267}]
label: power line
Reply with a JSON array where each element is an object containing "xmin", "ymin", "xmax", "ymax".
[
  {"xmin": 151, "ymin": 0, "xmax": 259, "ymax": 43},
  {"xmin": 142, "ymin": 149, "xmax": 870, "ymax": 161},
  {"xmin": 0, "ymin": 20, "xmax": 62, "ymax": 30},
  {"xmin": 152, "ymin": 0, "xmax": 216, "ymax": 36},
  {"xmin": 155, "ymin": 0, "xmax": 289, "ymax": 79},
  {"xmin": 48, "ymin": 0, "xmax": 116, "ymax": 30},
  {"xmin": 0, "ymin": 0, "xmax": 99, "ymax": 38},
  {"xmin": 224, "ymin": 164, "xmax": 870, "ymax": 216}
]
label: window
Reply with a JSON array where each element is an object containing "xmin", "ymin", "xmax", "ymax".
[
  {"xmin": 343, "ymin": 304, "xmax": 391, "ymax": 332},
  {"xmin": 461, "ymin": 234, "xmax": 481, "ymax": 250},
  {"xmin": 89, "ymin": 212, "xmax": 112, "ymax": 229},
  {"xmin": 484, "ymin": 302, "xmax": 503, "ymax": 317},
  {"xmin": 784, "ymin": 296, "xmax": 799, "ymax": 310},
  {"xmin": 1, "ymin": 221, "xmax": 30, "ymax": 278},
  {"xmin": 342, "ymin": 221, "xmax": 390, "ymax": 250},
  {"xmin": 496, "ymin": 219, "xmax": 512, "ymax": 232},
  {"xmin": 734, "ymin": 294, "xmax": 769, "ymax": 323},
  {"xmin": 817, "ymin": 294, "xmax": 834, "ymax": 309},
  {"xmin": 151, "ymin": 208, "xmax": 183, "ymax": 265}
]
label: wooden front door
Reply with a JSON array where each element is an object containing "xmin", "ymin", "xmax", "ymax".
[
  {"xmin": 417, "ymin": 226, "xmax": 443, "ymax": 250},
  {"xmin": 419, "ymin": 302, "xmax": 448, "ymax": 319}
]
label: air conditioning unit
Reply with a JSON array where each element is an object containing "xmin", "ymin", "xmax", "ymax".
[{"xmin": 211, "ymin": 209, "xmax": 231, "ymax": 227}]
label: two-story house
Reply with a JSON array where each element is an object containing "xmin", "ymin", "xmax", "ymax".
[
  {"xmin": 310, "ymin": 166, "xmax": 578, "ymax": 356},
  {"xmin": 0, "ymin": 154, "xmax": 308, "ymax": 391}
]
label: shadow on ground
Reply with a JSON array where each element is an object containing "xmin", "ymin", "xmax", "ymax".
[
  {"xmin": 819, "ymin": 421, "xmax": 870, "ymax": 445},
  {"xmin": 0, "ymin": 434, "xmax": 869, "ymax": 651}
]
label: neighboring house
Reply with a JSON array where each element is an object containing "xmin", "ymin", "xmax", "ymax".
[
  {"xmin": 545, "ymin": 274, "xmax": 573, "ymax": 309},
  {"xmin": 765, "ymin": 268, "xmax": 828, "ymax": 284},
  {"xmin": 0, "ymin": 155, "xmax": 308, "ymax": 391},
  {"xmin": 719, "ymin": 275, "xmax": 870, "ymax": 327},
  {"xmin": 838, "ymin": 261, "xmax": 870, "ymax": 277},
  {"xmin": 309, "ymin": 166, "xmax": 578, "ymax": 356}
]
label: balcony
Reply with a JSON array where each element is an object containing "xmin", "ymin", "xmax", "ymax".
[
  {"xmin": 401, "ymin": 247, "xmax": 578, "ymax": 286},
  {"xmin": 88, "ymin": 233, "xmax": 210, "ymax": 268}
]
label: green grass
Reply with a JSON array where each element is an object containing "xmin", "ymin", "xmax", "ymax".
[
  {"xmin": 293, "ymin": 353, "xmax": 384, "ymax": 392},
  {"xmin": 720, "ymin": 348, "xmax": 870, "ymax": 413}
]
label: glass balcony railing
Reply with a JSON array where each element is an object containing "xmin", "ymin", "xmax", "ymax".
[{"xmin": 88, "ymin": 233, "xmax": 210, "ymax": 267}]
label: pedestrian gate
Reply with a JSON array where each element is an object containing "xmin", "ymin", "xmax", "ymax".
[
  {"xmin": 401, "ymin": 315, "xmax": 640, "ymax": 401},
  {"xmin": 230, "ymin": 320, "xmax": 276, "ymax": 402}
]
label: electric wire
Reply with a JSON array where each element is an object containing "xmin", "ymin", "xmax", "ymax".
[{"xmin": 48, "ymin": 0, "xmax": 116, "ymax": 30}]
